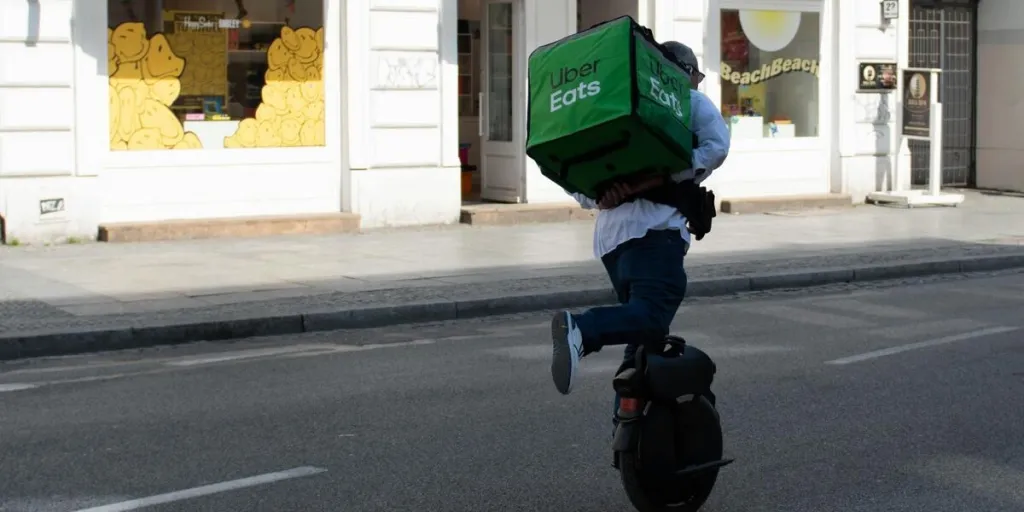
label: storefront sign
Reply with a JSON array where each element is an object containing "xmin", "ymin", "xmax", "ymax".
[
  {"xmin": 720, "ymin": 58, "xmax": 819, "ymax": 85},
  {"xmin": 901, "ymin": 70, "xmax": 931, "ymax": 138},
  {"xmin": 858, "ymin": 62, "xmax": 897, "ymax": 92},
  {"xmin": 171, "ymin": 12, "xmax": 223, "ymax": 33}
]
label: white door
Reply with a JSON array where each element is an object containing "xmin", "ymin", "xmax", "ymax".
[{"xmin": 479, "ymin": 0, "xmax": 524, "ymax": 203}]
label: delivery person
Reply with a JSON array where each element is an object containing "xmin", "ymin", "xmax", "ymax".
[{"xmin": 550, "ymin": 41, "xmax": 730, "ymax": 398}]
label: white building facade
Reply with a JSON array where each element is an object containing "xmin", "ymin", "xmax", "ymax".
[
  {"xmin": 977, "ymin": 0, "xmax": 1024, "ymax": 192},
  {"xmin": 642, "ymin": 0, "xmax": 911, "ymax": 203},
  {"xmin": 0, "ymin": 0, "xmax": 913, "ymax": 244}
]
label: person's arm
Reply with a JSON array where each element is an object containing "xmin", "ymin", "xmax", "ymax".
[
  {"xmin": 571, "ymin": 90, "xmax": 729, "ymax": 208},
  {"xmin": 671, "ymin": 89, "xmax": 731, "ymax": 184},
  {"xmin": 568, "ymin": 191, "xmax": 598, "ymax": 209}
]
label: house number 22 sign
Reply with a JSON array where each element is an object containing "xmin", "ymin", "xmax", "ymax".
[{"xmin": 882, "ymin": 0, "xmax": 899, "ymax": 20}]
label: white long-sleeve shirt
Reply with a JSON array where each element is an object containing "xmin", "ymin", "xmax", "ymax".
[{"xmin": 569, "ymin": 89, "xmax": 731, "ymax": 258}]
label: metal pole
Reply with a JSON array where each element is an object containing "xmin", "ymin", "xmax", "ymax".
[
  {"xmin": 934, "ymin": 8, "xmax": 945, "ymax": 192},
  {"xmin": 929, "ymin": 102, "xmax": 943, "ymax": 196}
]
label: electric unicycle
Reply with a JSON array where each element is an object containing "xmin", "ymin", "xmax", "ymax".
[{"xmin": 611, "ymin": 335, "xmax": 732, "ymax": 511}]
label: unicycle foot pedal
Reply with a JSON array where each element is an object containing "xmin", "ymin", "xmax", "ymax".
[{"xmin": 674, "ymin": 458, "xmax": 734, "ymax": 477}]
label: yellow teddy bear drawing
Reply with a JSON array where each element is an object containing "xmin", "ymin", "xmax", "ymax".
[
  {"xmin": 224, "ymin": 25, "xmax": 326, "ymax": 149},
  {"xmin": 108, "ymin": 22, "xmax": 202, "ymax": 150},
  {"xmin": 166, "ymin": 27, "xmax": 226, "ymax": 99}
]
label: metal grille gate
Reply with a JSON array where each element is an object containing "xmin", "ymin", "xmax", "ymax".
[{"xmin": 907, "ymin": 0, "xmax": 979, "ymax": 187}]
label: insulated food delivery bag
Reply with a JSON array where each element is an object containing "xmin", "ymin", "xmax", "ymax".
[{"xmin": 525, "ymin": 16, "xmax": 695, "ymax": 199}]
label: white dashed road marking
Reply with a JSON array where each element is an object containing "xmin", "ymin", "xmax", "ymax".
[
  {"xmin": 164, "ymin": 345, "xmax": 338, "ymax": 366},
  {"xmin": 825, "ymin": 326, "xmax": 1019, "ymax": 365},
  {"xmin": 866, "ymin": 318, "xmax": 992, "ymax": 340},
  {"xmin": 814, "ymin": 298, "xmax": 929, "ymax": 319},
  {"xmin": 70, "ymin": 466, "xmax": 327, "ymax": 512},
  {"xmin": 749, "ymin": 304, "xmax": 868, "ymax": 329}
]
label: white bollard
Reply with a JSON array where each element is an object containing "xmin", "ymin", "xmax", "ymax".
[{"xmin": 928, "ymin": 102, "xmax": 943, "ymax": 197}]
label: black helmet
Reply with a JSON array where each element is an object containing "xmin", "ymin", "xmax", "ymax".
[{"xmin": 662, "ymin": 41, "xmax": 699, "ymax": 71}]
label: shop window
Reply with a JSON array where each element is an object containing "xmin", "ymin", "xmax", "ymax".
[
  {"xmin": 106, "ymin": 0, "xmax": 325, "ymax": 151},
  {"xmin": 719, "ymin": 8, "xmax": 820, "ymax": 139}
]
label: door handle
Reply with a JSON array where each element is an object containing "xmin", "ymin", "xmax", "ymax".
[{"xmin": 478, "ymin": 92, "xmax": 485, "ymax": 137}]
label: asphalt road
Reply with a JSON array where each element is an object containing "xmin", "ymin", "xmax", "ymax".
[{"xmin": 2, "ymin": 270, "xmax": 1023, "ymax": 512}]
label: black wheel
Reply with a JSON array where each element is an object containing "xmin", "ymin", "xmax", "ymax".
[{"xmin": 619, "ymin": 396, "xmax": 723, "ymax": 512}]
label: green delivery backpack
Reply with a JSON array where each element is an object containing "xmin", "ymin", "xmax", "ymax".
[{"xmin": 525, "ymin": 16, "xmax": 696, "ymax": 200}]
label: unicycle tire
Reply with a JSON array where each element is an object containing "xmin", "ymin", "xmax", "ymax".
[{"xmin": 619, "ymin": 396, "xmax": 723, "ymax": 512}]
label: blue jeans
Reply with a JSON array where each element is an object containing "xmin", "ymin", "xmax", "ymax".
[{"xmin": 570, "ymin": 229, "xmax": 689, "ymax": 420}]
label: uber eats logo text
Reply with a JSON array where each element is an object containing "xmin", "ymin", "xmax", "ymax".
[
  {"xmin": 549, "ymin": 59, "xmax": 601, "ymax": 112},
  {"xmin": 647, "ymin": 59, "xmax": 687, "ymax": 119}
]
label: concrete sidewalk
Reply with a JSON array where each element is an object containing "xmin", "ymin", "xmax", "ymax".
[{"xmin": 2, "ymin": 190, "xmax": 1023, "ymax": 360}]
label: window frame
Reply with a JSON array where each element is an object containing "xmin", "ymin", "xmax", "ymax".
[
  {"xmin": 707, "ymin": 0, "xmax": 827, "ymax": 151},
  {"xmin": 100, "ymin": 0, "xmax": 337, "ymax": 169}
]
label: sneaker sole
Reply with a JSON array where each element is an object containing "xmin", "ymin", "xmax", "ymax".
[{"xmin": 551, "ymin": 313, "xmax": 572, "ymax": 395}]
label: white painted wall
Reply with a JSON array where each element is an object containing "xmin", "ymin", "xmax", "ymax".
[
  {"xmin": 976, "ymin": 0, "xmax": 1024, "ymax": 192},
  {"xmin": 349, "ymin": 0, "xmax": 461, "ymax": 227},
  {"xmin": 835, "ymin": 0, "xmax": 909, "ymax": 200},
  {"xmin": 0, "ymin": 0, "xmax": 95, "ymax": 243}
]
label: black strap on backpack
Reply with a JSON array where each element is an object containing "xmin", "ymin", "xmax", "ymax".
[
  {"xmin": 583, "ymin": 18, "xmax": 717, "ymax": 239},
  {"xmin": 634, "ymin": 178, "xmax": 717, "ymax": 241}
]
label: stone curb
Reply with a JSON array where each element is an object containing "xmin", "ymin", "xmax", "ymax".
[{"xmin": 2, "ymin": 253, "xmax": 1023, "ymax": 362}]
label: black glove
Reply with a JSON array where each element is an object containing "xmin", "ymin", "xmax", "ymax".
[{"xmin": 635, "ymin": 179, "xmax": 717, "ymax": 241}]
